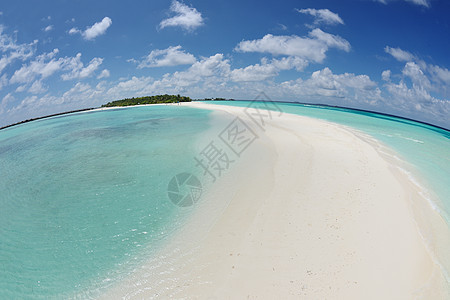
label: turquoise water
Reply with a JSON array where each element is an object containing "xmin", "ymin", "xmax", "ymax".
[
  {"xmin": 1, "ymin": 102, "xmax": 449, "ymax": 298},
  {"xmin": 209, "ymin": 101, "xmax": 450, "ymax": 222},
  {"xmin": 0, "ymin": 106, "xmax": 211, "ymax": 298}
]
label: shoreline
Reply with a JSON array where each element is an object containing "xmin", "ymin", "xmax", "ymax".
[{"xmin": 103, "ymin": 102, "xmax": 448, "ymax": 298}]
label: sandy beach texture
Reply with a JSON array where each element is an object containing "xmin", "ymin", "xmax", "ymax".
[{"xmin": 102, "ymin": 102, "xmax": 448, "ymax": 299}]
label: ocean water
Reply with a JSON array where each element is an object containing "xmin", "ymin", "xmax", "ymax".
[
  {"xmin": 0, "ymin": 106, "xmax": 211, "ymax": 298},
  {"xmin": 209, "ymin": 100, "xmax": 450, "ymax": 222},
  {"xmin": 1, "ymin": 102, "xmax": 449, "ymax": 298}
]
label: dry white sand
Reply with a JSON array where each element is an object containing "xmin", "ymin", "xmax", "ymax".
[{"xmin": 102, "ymin": 102, "xmax": 448, "ymax": 299}]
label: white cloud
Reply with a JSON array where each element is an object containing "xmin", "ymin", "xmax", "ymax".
[
  {"xmin": 12, "ymin": 95, "xmax": 38, "ymax": 111},
  {"xmin": 309, "ymin": 29, "xmax": 350, "ymax": 51},
  {"xmin": 9, "ymin": 49, "xmax": 103, "ymax": 85},
  {"xmin": 382, "ymin": 70, "xmax": 391, "ymax": 81},
  {"xmin": 160, "ymin": 1, "xmax": 204, "ymax": 31},
  {"xmin": 6, "ymin": 81, "xmax": 109, "ymax": 124},
  {"xmin": 69, "ymin": 17, "xmax": 112, "ymax": 40},
  {"xmin": 385, "ymin": 46, "xmax": 415, "ymax": 62},
  {"xmin": 0, "ymin": 74, "xmax": 8, "ymax": 89},
  {"xmin": 15, "ymin": 85, "xmax": 26, "ymax": 92},
  {"xmin": 10, "ymin": 49, "xmax": 62, "ymax": 84},
  {"xmin": 230, "ymin": 61, "xmax": 278, "ymax": 82},
  {"xmin": 61, "ymin": 54, "xmax": 103, "ymax": 80},
  {"xmin": 106, "ymin": 76, "xmax": 153, "ymax": 97},
  {"xmin": 68, "ymin": 27, "xmax": 80, "ymax": 35},
  {"xmin": 97, "ymin": 69, "xmax": 110, "ymax": 79},
  {"xmin": 235, "ymin": 29, "xmax": 350, "ymax": 63},
  {"xmin": 384, "ymin": 46, "xmax": 450, "ymax": 97},
  {"xmin": 376, "ymin": 0, "xmax": 430, "ymax": 7},
  {"xmin": 43, "ymin": 25, "xmax": 53, "ymax": 32},
  {"xmin": 384, "ymin": 80, "xmax": 448, "ymax": 122},
  {"xmin": 135, "ymin": 45, "xmax": 196, "ymax": 68},
  {"xmin": 381, "ymin": 54, "xmax": 450, "ymax": 125},
  {"xmin": 230, "ymin": 56, "xmax": 308, "ymax": 82},
  {"xmin": 272, "ymin": 56, "xmax": 309, "ymax": 71},
  {"xmin": 107, "ymin": 54, "xmax": 231, "ymax": 98},
  {"xmin": 0, "ymin": 93, "xmax": 14, "ymax": 114},
  {"xmin": 160, "ymin": 53, "xmax": 230, "ymax": 87},
  {"xmin": 296, "ymin": 8, "xmax": 344, "ymax": 26},
  {"xmin": 280, "ymin": 67, "xmax": 380, "ymax": 102},
  {"xmin": 83, "ymin": 17, "xmax": 112, "ymax": 40},
  {"xmin": 428, "ymin": 65, "xmax": 450, "ymax": 86},
  {"xmin": 402, "ymin": 61, "xmax": 431, "ymax": 89},
  {"xmin": 28, "ymin": 80, "xmax": 47, "ymax": 94},
  {"xmin": 0, "ymin": 26, "xmax": 36, "ymax": 74}
]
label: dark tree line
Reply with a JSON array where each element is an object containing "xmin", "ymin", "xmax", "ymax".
[{"xmin": 102, "ymin": 94, "xmax": 191, "ymax": 107}]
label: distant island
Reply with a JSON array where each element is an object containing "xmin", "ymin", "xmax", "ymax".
[
  {"xmin": 102, "ymin": 94, "xmax": 192, "ymax": 107},
  {"xmin": 0, "ymin": 108, "xmax": 96, "ymax": 131},
  {"xmin": 1, "ymin": 95, "xmax": 236, "ymax": 130}
]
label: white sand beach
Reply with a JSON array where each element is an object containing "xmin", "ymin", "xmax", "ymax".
[{"xmin": 103, "ymin": 102, "xmax": 449, "ymax": 299}]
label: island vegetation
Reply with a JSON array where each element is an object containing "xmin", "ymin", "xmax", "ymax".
[
  {"xmin": 102, "ymin": 94, "xmax": 191, "ymax": 107},
  {"xmin": 0, "ymin": 95, "xmax": 237, "ymax": 130}
]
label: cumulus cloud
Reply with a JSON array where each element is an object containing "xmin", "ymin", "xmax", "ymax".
[
  {"xmin": 10, "ymin": 49, "xmax": 62, "ymax": 84},
  {"xmin": 69, "ymin": 17, "xmax": 112, "ymax": 40},
  {"xmin": 381, "ymin": 48, "xmax": 450, "ymax": 125},
  {"xmin": 107, "ymin": 54, "xmax": 230, "ymax": 98},
  {"xmin": 9, "ymin": 49, "xmax": 103, "ymax": 86},
  {"xmin": 160, "ymin": 1, "xmax": 204, "ymax": 31},
  {"xmin": 0, "ymin": 26, "xmax": 36, "ymax": 75},
  {"xmin": 43, "ymin": 25, "xmax": 53, "ymax": 32},
  {"xmin": 28, "ymin": 80, "xmax": 47, "ymax": 94},
  {"xmin": 382, "ymin": 70, "xmax": 391, "ymax": 81},
  {"xmin": 230, "ymin": 62, "xmax": 278, "ymax": 82},
  {"xmin": 97, "ymin": 69, "xmax": 110, "ymax": 79},
  {"xmin": 376, "ymin": 0, "xmax": 430, "ymax": 7},
  {"xmin": 0, "ymin": 74, "xmax": 7, "ymax": 89},
  {"xmin": 428, "ymin": 65, "xmax": 450, "ymax": 86},
  {"xmin": 163, "ymin": 53, "xmax": 230, "ymax": 87},
  {"xmin": 281, "ymin": 67, "xmax": 380, "ymax": 102},
  {"xmin": 385, "ymin": 46, "xmax": 415, "ymax": 62},
  {"xmin": 107, "ymin": 76, "xmax": 154, "ymax": 96},
  {"xmin": 135, "ymin": 45, "xmax": 196, "ymax": 68},
  {"xmin": 61, "ymin": 54, "xmax": 103, "ymax": 80},
  {"xmin": 5, "ymin": 81, "xmax": 109, "ymax": 125},
  {"xmin": 272, "ymin": 56, "xmax": 309, "ymax": 71},
  {"xmin": 385, "ymin": 45, "xmax": 450, "ymax": 97},
  {"xmin": 235, "ymin": 29, "xmax": 350, "ymax": 63},
  {"xmin": 384, "ymin": 80, "xmax": 448, "ymax": 122},
  {"xmin": 0, "ymin": 93, "xmax": 14, "ymax": 114},
  {"xmin": 402, "ymin": 61, "xmax": 431, "ymax": 89},
  {"xmin": 68, "ymin": 27, "xmax": 80, "ymax": 35},
  {"xmin": 296, "ymin": 8, "xmax": 344, "ymax": 26},
  {"xmin": 230, "ymin": 56, "xmax": 308, "ymax": 82}
]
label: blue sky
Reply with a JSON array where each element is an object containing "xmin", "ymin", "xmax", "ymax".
[{"xmin": 0, "ymin": 0, "xmax": 449, "ymax": 128}]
